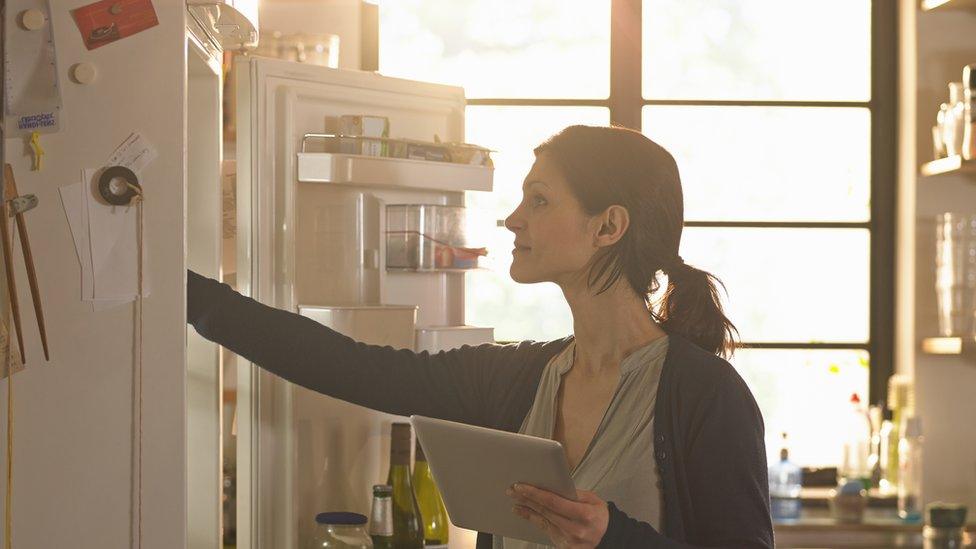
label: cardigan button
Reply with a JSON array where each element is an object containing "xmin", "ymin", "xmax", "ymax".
[
  {"xmin": 656, "ymin": 450, "xmax": 668, "ymax": 461},
  {"xmin": 655, "ymin": 433, "xmax": 665, "ymax": 445}
]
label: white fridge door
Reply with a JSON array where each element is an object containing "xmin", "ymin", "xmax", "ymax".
[
  {"xmin": 234, "ymin": 57, "xmax": 476, "ymax": 549},
  {"xmin": 0, "ymin": 4, "xmax": 200, "ymax": 549}
]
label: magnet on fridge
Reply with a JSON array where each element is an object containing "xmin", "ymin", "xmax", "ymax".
[
  {"xmin": 97, "ymin": 165, "xmax": 141, "ymax": 205},
  {"xmin": 71, "ymin": 0, "xmax": 159, "ymax": 51},
  {"xmin": 19, "ymin": 9, "xmax": 46, "ymax": 31},
  {"xmin": 70, "ymin": 62, "xmax": 96, "ymax": 84},
  {"xmin": 28, "ymin": 131, "xmax": 44, "ymax": 171}
]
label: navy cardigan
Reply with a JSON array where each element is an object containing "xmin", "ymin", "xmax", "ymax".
[{"xmin": 187, "ymin": 271, "xmax": 773, "ymax": 548}]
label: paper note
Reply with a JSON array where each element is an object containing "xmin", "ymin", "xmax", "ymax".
[
  {"xmin": 60, "ymin": 170, "xmax": 148, "ymax": 310},
  {"xmin": 106, "ymin": 131, "xmax": 157, "ymax": 175},
  {"xmin": 85, "ymin": 168, "xmax": 150, "ymax": 300}
]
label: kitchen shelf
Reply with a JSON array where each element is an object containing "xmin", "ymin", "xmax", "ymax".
[
  {"xmin": 297, "ymin": 152, "xmax": 493, "ymax": 192},
  {"xmin": 921, "ymin": 0, "xmax": 976, "ymax": 11},
  {"xmin": 919, "ymin": 155, "xmax": 976, "ymax": 177},
  {"xmin": 921, "ymin": 336, "xmax": 976, "ymax": 355}
]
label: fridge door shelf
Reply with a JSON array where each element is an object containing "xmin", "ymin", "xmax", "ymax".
[{"xmin": 297, "ymin": 152, "xmax": 493, "ymax": 192}]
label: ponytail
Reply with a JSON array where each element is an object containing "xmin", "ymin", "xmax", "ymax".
[
  {"xmin": 655, "ymin": 262, "xmax": 739, "ymax": 359},
  {"xmin": 534, "ymin": 125, "xmax": 739, "ymax": 358}
]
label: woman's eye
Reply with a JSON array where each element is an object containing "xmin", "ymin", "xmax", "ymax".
[{"xmin": 531, "ymin": 195, "xmax": 547, "ymax": 207}]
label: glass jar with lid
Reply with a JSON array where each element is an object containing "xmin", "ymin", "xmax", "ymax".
[{"xmin": 309, "ymin": 512, "xmax": 374, "ymax": 549}]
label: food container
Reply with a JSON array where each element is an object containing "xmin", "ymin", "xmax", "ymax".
[
  {"xmin": 935, "ymin": 213, "xmax": 976, "ymax": 337},
  {"xmin": 385, "ymin": 205, "xmax": 485, "ymax": 270},
  {"xmin": 309, "ymin": 512, "xmax": 373, "ymax": 548},
  {"xmin": 339, "ymin": 115, "xmax": 390, "ymax": 157}
]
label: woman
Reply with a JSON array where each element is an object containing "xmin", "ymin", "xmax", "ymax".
[{"xmin": 188, "ymin": 125, "xmax": 773, "ymax": 548}]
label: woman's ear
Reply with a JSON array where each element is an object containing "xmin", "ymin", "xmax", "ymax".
[{"xmin": 593, "ymin": 205, "xmax": 629, "ymax": 247}]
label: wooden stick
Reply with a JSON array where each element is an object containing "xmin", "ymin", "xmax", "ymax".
[
  {"xmin": 14, "ymin": 210, "xmax": 46, "ymax": 361},
  {"xmin": 4, "ymin": 165, "xmax": 47, "ymax": 361},
  {"xmin": 0, "ymin": 192, "xmax": 23, "ymax": 363}
]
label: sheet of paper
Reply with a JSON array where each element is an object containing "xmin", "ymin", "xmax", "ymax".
[
  {"xmin": 59, "ymin": 178, "xmax": 128, "ymax": 310},
  {"xmin": 84, "ymin": 168, "xmax": 150, "ymax": 301},
  {"xmin": 107, "ymin": 131, "xmax": 157, "ymax": 175}
]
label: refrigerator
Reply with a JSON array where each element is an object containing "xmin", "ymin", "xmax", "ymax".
[
  {"xmin": 232, "ymin": 56, "xmax": 494, "ymax": 548},
  {"xmin": 1, "ymin": 1, "xmax": 492, "ymax": 548},
  {"xmin": 0, "ymin": 0, "xmax": 245, "ymax": 547}
]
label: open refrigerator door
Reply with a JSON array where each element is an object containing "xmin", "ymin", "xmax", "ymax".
[{"xmin": 233, "ymin": 56, "xmax": 495, "ymax": 548}]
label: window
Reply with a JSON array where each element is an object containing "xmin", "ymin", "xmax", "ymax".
[{"xmin": 378, "ymin": 0, "xmax": 894, "ymax": 467}]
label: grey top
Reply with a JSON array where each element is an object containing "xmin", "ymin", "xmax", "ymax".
[{"xmin": 498, "ymin": 336, "xmax": 668, "ymax": 549}]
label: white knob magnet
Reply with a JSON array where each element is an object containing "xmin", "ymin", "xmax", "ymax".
[
  {"xmin": 20, "ymin": 9, "xmax": 46, "ymax": 31},
  {"xmin": 71, "ymin": 63, "xmax": 97, "ymax": 85}
]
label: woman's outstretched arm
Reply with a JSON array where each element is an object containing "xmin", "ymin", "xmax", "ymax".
[{"xmin": 187, "ymin": 270, "xmax": 567, "ymax": 429}]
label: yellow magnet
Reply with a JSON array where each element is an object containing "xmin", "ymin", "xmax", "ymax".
[{"xmin": 28, "ymin": 132, "xmax": 44, "ymax": 172}]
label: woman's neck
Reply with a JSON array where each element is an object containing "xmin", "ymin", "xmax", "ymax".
[{"xmin": 560, "ymin": 278, "xmax": 667, "ymax": 378}]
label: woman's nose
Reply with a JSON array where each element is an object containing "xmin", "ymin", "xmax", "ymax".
[{"xmin": 504, "ymin": 207, "xmax": 524, "ymax": 232}]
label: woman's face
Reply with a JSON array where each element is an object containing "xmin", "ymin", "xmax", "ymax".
[{"xmin": 504, "ymin": 153, "xmax": 601, "ymax": 285}]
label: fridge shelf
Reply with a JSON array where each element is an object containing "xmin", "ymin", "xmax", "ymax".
[
  {"xmin": 297, "ymin": 152, "xmax": 493, "ymax": 192},
  {"xmin": 920, "ymin": 155, "xmax": 976, "ymax": 178},
  {"xmin": 921, "ymin": 336, "xmax": 976, "ymax": 357}
]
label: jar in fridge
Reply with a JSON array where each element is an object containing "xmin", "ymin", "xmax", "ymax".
[
  {"xmin": 309, "ymin": 512, "xmax": 373, "ymax": 549},
  {"xmin": 386, "ymin": 204, "xmax": 469, "ymax": 270}
]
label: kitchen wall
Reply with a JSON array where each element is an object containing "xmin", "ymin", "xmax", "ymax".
[{"xmin": 899, "ymin": 0, "xmax": 976, "ymax": 516}]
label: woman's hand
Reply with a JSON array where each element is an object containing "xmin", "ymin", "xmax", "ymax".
[{"xmin": 507, "ymin": 483, "xmax": 609, "ymax": 549}]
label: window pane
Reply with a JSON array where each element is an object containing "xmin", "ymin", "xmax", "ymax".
[
  {"xmin": 643, "ymin": 106, "xmax": 871, "ymax": 222},
  {"xmin": 642, "ymin": 0, "xmax": 871, "ymax": 101},
  {"xmin": 680, "ymin": 228, "xmax": 870, "ymax": 343},
  {"xmin": 732, "ymin": 349, "xmax": 870, "ymax": 467},
  {"xmin": 464, "ymin": 106, "xmax": 610, "ymax": 341},
  {"xmin": 377, "ymin": 0, "xmax": 610, "ymax": 99}
]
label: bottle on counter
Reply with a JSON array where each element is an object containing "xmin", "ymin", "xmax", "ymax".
[
  {"xmin": 369, "ymin": 485, "xmax": 395, "ymax": 549},
  {"xmin": 886, "ymin": 375, "xmax": 914, "ymax": 491},
  {"xmin": 878, "ymin": 407, "xmax": 898, "ymax": 494},
  {"xmin": 413, "ymin": 439, "xmax": 449, "ymax": 547},
  {"xmin": 309, "ymin": 512, "xmax": 374, "ymax": 549},
  {"xmin": 962, "ymin": 64, "xmax": 976, "ymax": 161},
  {"xmin": 387, "ymin": 422, "xmax": 425, "ymax": 548},
  {"xmin": 944, "ymin": 82, "xmax": 966, "ymax": 158},
  {"xmin": 841, "ymin": 393, "xmax": 872, "ymax": 488},
  {"xmin": 768, "ymin": 432, "xmax": 803, "ymax": 521},
  {"xmin": 867, "ymin": 403, "xmax": 884, "ymax": 489},
  {"xmin": 898, "ymin": 416, "xmax": 924, "ymax": 523}
]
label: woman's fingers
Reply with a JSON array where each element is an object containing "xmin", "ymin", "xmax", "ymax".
[
  {"xmin": 512, "ymin": 496, "xmax": 582, "ymax": 536},
  {"xmin": 512, "ymin": 483, "xmax": 587, "ymax": 522}
]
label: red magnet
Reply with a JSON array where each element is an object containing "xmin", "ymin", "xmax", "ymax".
[{"xmin": 71, "ymin": 0, "xmax": 159, "ymax": 51}]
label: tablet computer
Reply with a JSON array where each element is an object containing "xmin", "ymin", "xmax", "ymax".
[{"xmin": 410, "ymin": 415, "xmax": 576, "ymax": 545}]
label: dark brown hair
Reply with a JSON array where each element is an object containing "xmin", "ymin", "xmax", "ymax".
[{"xmin": 534, "ymin": 125, "xmax": 739, "ymax": 358}]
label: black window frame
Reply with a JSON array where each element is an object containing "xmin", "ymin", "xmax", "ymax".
[{"xmin": 467, "ymin": 0, "xmax": 897, "ymax": 403}]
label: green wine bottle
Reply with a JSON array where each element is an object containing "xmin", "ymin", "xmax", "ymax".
[
  {"xmin": 387, "ymin": 423, "xmax": 425, "ymax": 548},
  {"xmin": 413, "ymin": 439, "xmax": 449, "ymax": 548}
]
